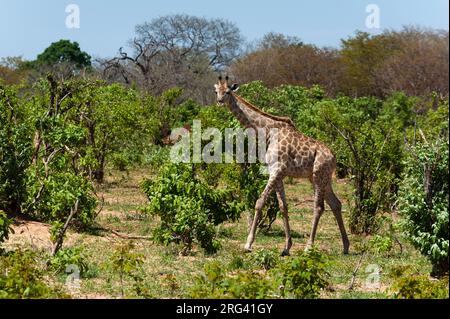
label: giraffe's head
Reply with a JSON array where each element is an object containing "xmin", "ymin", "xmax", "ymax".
[{"xmin": 214, "ymin": 76, "xmax": 239, "ymax": 105}]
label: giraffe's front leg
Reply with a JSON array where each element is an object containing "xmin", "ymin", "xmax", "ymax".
[
  {"xmin": 244, "ymin": 173, "xmax": 280, "ymax": 252},
  {"xmin": 244, "ymin": 198, "xmax": 264, "ymax": 252},
  {"xmin": 275, "ymin": 181, "xmax": 292, "ymax": 256}
]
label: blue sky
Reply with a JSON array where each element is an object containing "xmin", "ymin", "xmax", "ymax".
[{"xmin": 0, "ymin": 0, "xmax": 448, "ymax": 60}]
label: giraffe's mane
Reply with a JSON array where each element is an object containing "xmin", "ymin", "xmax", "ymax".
[{"xmin": 233, "ymin": 93, "xmax": 295, "ymax": 126}]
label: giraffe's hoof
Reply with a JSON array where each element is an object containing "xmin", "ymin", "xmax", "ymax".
[
  {"xmin": 304, "ymin": 243, "xmax": 313, "ymax": 252},
  {"xmin": 343, "ymin": 240, "xmax": 350, "ymax": 255},
  {"xmin": 343, "ymin": 246, "xmax": 350, "ymax": 255},
  {"xmin": 281, "ymin": 250, "xmax": 290, "ymax": 257},
  {"xmin": 244, "ymin": 244, "xmax": 253, "ymax": 253}
]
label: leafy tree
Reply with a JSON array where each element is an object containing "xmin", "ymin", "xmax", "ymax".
[
  {"xmin": 21, "ymin": 76, "xmax": 98, "ymax": 241},
  {"xmin": 34, "ymin": 40, "xmax": 91, "ymax": 69},
  {"xmin": 26, "ymin": 77, "xmax": 153, "ymax": 184},
  {"xmin": 80, "ymin": 84, "xmax": 147, "ymax": 181},
  {"xmin": 142, "ymin": 87, "xmax": 193, "ymax": 146},
  {"xmin": 398, "ymin": 137, "xmax": 448, "ymax": 276},
  {"xmin": 317, "ymin": 96, "xmax": 404, "ymax": 233},
  {"xmin": 24, "ymin": 40, "xmax": 91, "ymax": 80},
  {"xmin": 395, "ymin": 99, "xmax": 449, "ymax": 277}
]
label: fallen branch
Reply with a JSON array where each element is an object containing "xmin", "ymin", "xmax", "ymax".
[
  {"xmin": 106, "ymin": 228, "xmax": 152, "ymax": 241},
  {"xmin": 294, "ymin": 199, "xmax": 314, "ymax": 206}
]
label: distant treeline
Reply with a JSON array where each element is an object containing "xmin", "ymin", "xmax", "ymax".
[{"xmin": 0, "ymin": 15, "xmax": 448, "ymax": 102}]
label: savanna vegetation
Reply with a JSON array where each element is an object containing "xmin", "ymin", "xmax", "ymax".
[{"xmin": 0, "ymin": 14, "xmax": 448, "ymax": 299}]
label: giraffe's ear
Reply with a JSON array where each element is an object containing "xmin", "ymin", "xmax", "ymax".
[{"xmin": 230, "ymin": 83, "xmax": 239, "ymax": 92}]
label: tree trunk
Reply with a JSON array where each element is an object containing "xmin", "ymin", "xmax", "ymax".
[
  {"xmin": 52, "ymin": 199, "xmax": 79, "ymax": 256},
  {"xmin": 93, "ymin": 168, "xmax": 105, "ymax": 184}
]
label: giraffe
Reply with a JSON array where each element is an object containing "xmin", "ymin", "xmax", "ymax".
[{"xmin": 214, "ymin": 76, "xmax": 350, "ymax": 256}]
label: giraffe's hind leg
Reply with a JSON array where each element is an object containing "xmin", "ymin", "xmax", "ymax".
[
  {"xmin": 305, "ymin": 179, "xmax": 325, "ymax": 252},
  {"xmin": 325, "ymin": 187, "xmax": 350, "ymax": 254}
]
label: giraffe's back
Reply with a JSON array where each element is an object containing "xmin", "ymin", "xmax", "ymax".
[{"xmin": 276, "ymin": 127, "xmax": 336, "ymax": 178}]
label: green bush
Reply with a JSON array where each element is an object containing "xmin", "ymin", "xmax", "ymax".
[
  {"xmin": 143, "ymin": 145, "xmax": 170, "ymax": 169},
  {"xmin": 416, "ymin": 99, "xmax": 449, "ymax": 139},
  {"xmin": 251, "ymin": 249, "xmax": 279, "ymax": 270},
  {"xmin": 397, "ymin": 138, "xmax": 449, "ymax": 276},
  {"xmin": 83, "ymin": 83, "xmax": 150, "ymax": 180},
  {"xmin": 391, "ymin": 275, "xmax": 449, "ymax": 299},
  {"xmin": 0, "ymin": 78, "xmax": 100, "ymax": 232},
  {"xmin": 275, "ymin": 250, "xmax": 329, "ymax": 299},
  {"xmin": 0, "ymin": 210, "xmax": 13, "ymax": 245},
  {"xmin": 0, "ymin": 250, "xmax": 68, "ymax": 299},
  {"xmin": 108, "ymin": 242, "xmax": 151, "ymax": 298},
  {"xmin": 189, "ymin": 261, "xmax": 273, "ymax": 299},
  {"xmin": 189, "ymin": 250, "xmax": 329, "ymax": 299},
  {"xmin": 368, "ymin": 235, "xmax": 394, "ymax": 255},
  {"xmin": 26, "ymin": 172, "xmax": 97, "ymax": 229},
  {"xmin": 227, "ymin": 254, "xmax": 249, "ymax": 271},
  {"xmin": 49, "ymin": 246, "xmax": 88, "ymax": 277},
  {"xmin": 141, "ymin": 163, "xmax": 243, "ymax": 255}
]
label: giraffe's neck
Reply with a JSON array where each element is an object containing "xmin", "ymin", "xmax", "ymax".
[{"xmin": 227, "ymin": 94, "xmax": 278, "ymax": 129}]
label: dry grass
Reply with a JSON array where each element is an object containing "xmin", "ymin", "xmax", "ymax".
[{"xmin": 4, "ymin": 168, "xmax": 432, "ymax": 299}]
